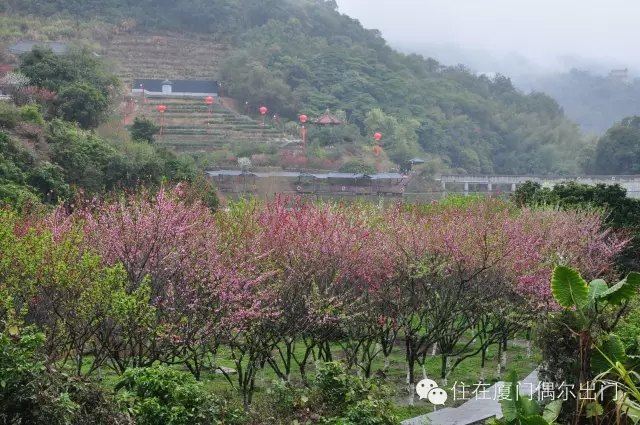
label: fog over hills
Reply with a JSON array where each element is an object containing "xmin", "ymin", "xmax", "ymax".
[{"xmin": 337, "ymin": 0, "xmax": 640, "ymax": 133}]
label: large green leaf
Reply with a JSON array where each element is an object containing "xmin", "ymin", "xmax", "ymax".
[
  {"xmin": 551, "ymin": 266, "xmax": 589, "ymax": 308},
  {"xmin": 500, "ymin": 371, "xmax": 520, "ymax": 422},
  {"xmin": 519, "ymin": 396, "xmax": 542, "ymax": 417},
  {"xmin": 599, "ymin": 272, "xmax": 640, "ymax": 305},
  {"xmin": 591, "ymin": 334, "xmax": 627, "ymax": 373},
  {"xmin": 542, "ymin": 399, "xmax": 563, "ymax": 423},
  {"xmin": 521, "ymin": 415, "xmax": 551, "ymax": 425},
  {"xmin": 588, "ymin": 279, "xmax": 609, "ymax": 309}
]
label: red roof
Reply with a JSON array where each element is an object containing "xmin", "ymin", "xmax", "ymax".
[
  {"xmin": 0, "ymin": 64, "xmax": 14, "ymax": 77},
  {"xmin": 315, "ymin": 110, "xmax": 343, "ymax": 125}
]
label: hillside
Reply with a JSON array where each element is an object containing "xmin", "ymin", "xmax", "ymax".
[
  {"xmin": 105, "ymin": 33, "xmax": 229, "ymax": 81},
  {"xmin": 0, "ymin": 46, "xmax": 217, "ymax": 207},
  {"xmin": 3, "ymin": 0, "xmax": 593, "ymax": 175},
  {"xmin": 139, "ymin": 96, "xmax": 286, "ymax": 152}
]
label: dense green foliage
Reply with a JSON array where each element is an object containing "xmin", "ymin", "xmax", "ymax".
[
  {"xmin": 115, "ymin": 366, "xmax": 244, "ymax": 425},
  {"xmin": 0, "ymin": 48, "xmax": 215, "ymax": 207},
  {"xmin": 130, "ymin": 116, "xmax": 160, "ymax": 143},
  {"xmin": 0, "ymin": 127, "xmax": 69, "ymax": 204},
  {"xmin": 264, "ymin": 362, "xmax": 397, "ymax": 424},
  {"xmin": 218, "ymin": 7, "xmax": 588, "ymax": 173},
  {"xmin": 593, "ymin": 116, "xmax": 640, "ymax": 174},
  {"xmin": 7, "ymin": 0, "xmax": 591, "ymax": 174},
  {"xmin": 615, "ymin": 298, "xmax": 640, "ymax": 354},
  {"xmin": 0, "ymin": 115, "xmax": 199, "ymax": 204},
  {"xmin": 19, "ymin": 47, "xmax": 118, "ymax": 128},
  {"xmin": 47, "ymin": 119, "xmax": 197, "ymax": 194},
  {"xmin": 0, "ymin": 327, "xmax": 126, "ymax": 425}
]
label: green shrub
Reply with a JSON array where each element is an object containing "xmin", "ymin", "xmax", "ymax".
[
  {"xmin": 0, "ymin": 326, "xmax": 127, "ymax": 425},
  {"xmin": 262, "ymin": 362, "xmax": 398, "ymax": 424},
  {"xmin": 0, "ymin": 102, "xmax": 20, "ymax": 129},
  {"xmin": 27, "ymin": 161, "xmax": 70, "ymax": 203},
  {"xmin": 130, "ymin": 116, "xmax": 159, "ymax": 143},
  {"xmin": 615, "ymin": 298, "xmax": 640, "ymax": 354},
  {"xmin": 115, "ymin": 365, "xmax": 244, "ymax": 425},
  {"xmin": 179, "ymin": 174, "xmax": 219, "ymax": 211},
  {"xmin": 57, "ymin": 81, "xmax": 109, "ymax": 128},
  {"xmin": 0, "ymin": 181, "xmax": 39, "ymax": 207},
  {"xmin": 536, "ymin": 311, "xmax": 580, "ymax": 383},
  {"xmin": 19, "ymin": 104, "xmax": 45, "ymax": 125},
  {"xmin": 339, "ymin": 159, "xmax": 376, "ymax": 174}
]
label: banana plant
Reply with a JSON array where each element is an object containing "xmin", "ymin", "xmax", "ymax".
[
  {"xmin": 591, "ymin": 336, "xmax": 640, "ymax": 424},
  {"xmin": 550, "ymin": 266, "xmax": 640, "ymax": 384},
  {"xmin": 550, "ymin": 266, "xmax": 640, "ymax": 423},
  {"xmin": 488, "ymin": 371, "xmax": 563, "ymax": 425}
]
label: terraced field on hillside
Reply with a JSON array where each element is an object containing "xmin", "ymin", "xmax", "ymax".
[
  {"xmin": 138, "ymin": 97, "xmax": 291, "ymax": 153},
  {"xmin": 102, "ymin": 31, "xmax": 299, "ymax": 155},
  {"xmin": 104, "ymin": 33, "xmax": 229, "ymax": 82}
]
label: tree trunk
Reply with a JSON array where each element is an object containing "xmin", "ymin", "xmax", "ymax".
[
  {"xmin": 405, "ymin": 337, "xmax": 416, "ymax": 406},
  {"xmin": 578, "ymin": 330, "xmax": 592, "ymax": 384},
  {"xmin": 496, "ymin": 343, "xmax": 502, "ymax": 378},
  {"xmin": 441, "ymin": 355, "xmax": 450, "ymax": 386},
  {"xmin": 500, "ymin": 351, "xmax": 507, "ymax": 375},
  {"xmin": 324, "ymin": 341, "xmax": 333, "ymax": 362},
  {"xmin": 440, "ymin": 354, "xmax": 447, "ymax": 379}
]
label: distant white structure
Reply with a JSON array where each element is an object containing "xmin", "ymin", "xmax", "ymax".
[
  {"xmin": 131, "ymin": 79, "xmax": 219, "ymax": 97},
  {"xmin": 9, "ymin": 41, "xmax": 69, "ymax": 55},
  {"xmin": 609, "ymin": 68, "xmax": 630, "ymax": 84},
  {"xmin": 439, "ymin": 174, "xmax": 640, "ymax": 198}
]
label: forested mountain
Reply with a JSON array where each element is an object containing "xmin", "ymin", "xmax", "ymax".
[
  {"xmin": 592, "ymin": 116, "xmax": 640, "ymax": 174},
  {"xmin": 4, "ymin": 0, "xmax": 592, "ymax": 174}
]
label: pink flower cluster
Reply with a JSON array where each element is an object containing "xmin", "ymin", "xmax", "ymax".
[{"xmin": 40, "ymin": 191, "xmax": 625, "ymax": 363}]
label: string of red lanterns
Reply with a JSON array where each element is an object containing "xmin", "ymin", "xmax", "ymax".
[
  {"xmin": 234, "ymin": 104, "xmax": 386, "ymax": 162},
  {"xmin": 204, "ymin": 96, "xmax": 214, "ymax": 116},
  {"xmin": 156, "ymin": 104, "xmax": 167, "ymax": 137},
  {"xmin": 373, "ymin": 132, "xmax": 383, "ymax": 157},
  {"xmin": 148, "ymin": 99, "xmax": 385, "ymax": 162},
  {"xmin": 259, "ymin": 106, "xmax": 268, "ymax": 136},
  {"xmin": 299, "ymin": 114, "xmax": 308, "ymax": 147}
]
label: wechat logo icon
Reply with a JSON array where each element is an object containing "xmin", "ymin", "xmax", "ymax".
[{"xmin": 416, "ymin": 378, "xmax": 448, "ymax": 405}]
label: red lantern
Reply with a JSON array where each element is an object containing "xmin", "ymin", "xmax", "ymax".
[
  {"xmin": 156, "ymin": 104, "xmax": 167, "ymax": 113},
  {"xmin": 204, "ymin": 96, "xmax": 214, "ymax": 105},
  {"xmin": 374, "ymin": 132, "xmax": 383, "ymax": 142},
  {"xmin": 259, "ymin": 106, "xmax": 268, "ymax": 116},
  {"xmin": 299, "ymin": 114, "xmax": 308, "ymax": 124}
]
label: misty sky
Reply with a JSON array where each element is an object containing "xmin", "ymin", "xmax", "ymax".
[{"xmin": 336, "ymin": 0, "xmax": 637, "ymax": 74}]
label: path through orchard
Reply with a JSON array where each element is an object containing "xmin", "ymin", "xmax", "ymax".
[{"xmin": 402, "ymin": 369, "xmax": 539, "ymax": 425}]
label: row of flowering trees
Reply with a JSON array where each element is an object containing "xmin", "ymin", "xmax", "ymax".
[{"xmin": 0, "ymin": 188, "xmax": 626, "ymax": 407}]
